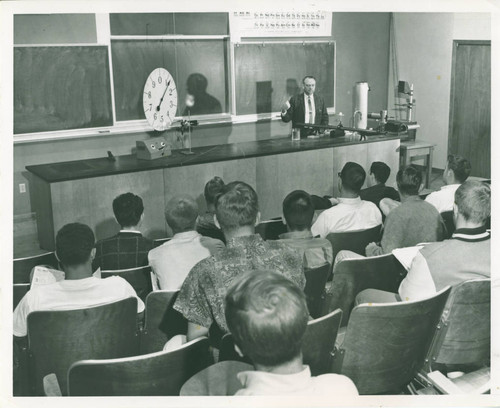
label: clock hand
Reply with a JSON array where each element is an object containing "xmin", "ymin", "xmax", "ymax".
[{"xmin": 156, "ymin": 80, "xmax": 171, "ymax": 111}]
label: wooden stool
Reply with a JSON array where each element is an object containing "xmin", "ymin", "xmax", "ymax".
[{"xmin": 399, "ymin": 141, "xmax": 436, "ymax": 188}]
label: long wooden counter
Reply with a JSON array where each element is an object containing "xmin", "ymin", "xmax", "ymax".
[{"xmin": 27, "ymin": 134, "xmax": 401, "ymax": 250}]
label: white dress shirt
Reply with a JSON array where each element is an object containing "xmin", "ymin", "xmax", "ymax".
[{"xmin": 304, "ymin": 94, "xmax": 316, "ymax": 124}]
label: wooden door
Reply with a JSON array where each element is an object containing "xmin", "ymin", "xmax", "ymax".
[{"xmin": 448, "ymin": 40, "xmax": 490, "ymax": 178}]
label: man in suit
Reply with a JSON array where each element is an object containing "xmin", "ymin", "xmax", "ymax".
[{"xmin": 281, "ymin": 76, "xmax": 329, "ymax": 138}]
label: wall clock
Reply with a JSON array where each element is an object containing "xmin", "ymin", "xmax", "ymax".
[{"xmin": 143, "ymin": 68, "xmax": 177, "ymax": 131}]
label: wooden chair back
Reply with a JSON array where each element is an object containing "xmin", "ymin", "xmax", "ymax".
[
  {"xmin": 326, "ymin": 225, "xmax": 382, "ymax": 265},
  {"xmin": 424, "ymin": 279, "xmax": 490, "ymax": 370},
  {"xmin": 68, "ymin": 337, "xmax": 212, "ymax": 396},
  {"xmin": 14, "ymin": 252, "xmax": 58, "ymax": 283},
  {"xmin": 140, "ymin": 290, "xmax": 187, "ymax": 354},
  {"xmin": 13, "ymin": 283, "xmax": 30, "ymax": 310},
  {"xmin": 27, "ymin": 297, "xmax": 139, "ymax": 395},
  {"xmin": 218, "ymin": 334, "xmax": 252, "ymax": 364},
  {"xmin": 302, "ymin": 308, "xmax": 342, "ymax": 376},
  {"xmin": 255, "ymin": 217, "xmax": 287, "ymax": 240},
  {"xmin": 331, "ymin": 287, "xmax": 451, "ymax": 394},
  {"xmin": 101, "ymin": 265, "xmax": 152, "ymax": 301},
  {"xmin": 327, "ymin": 253, "xmax": 407, "ymax": 325},
  {"xmin": 304, "ymin": 263, "xmax": 331, "ymax": 318},
  {"xmin": 440, "ymin": 211, "xmax": 455, "ymax": 239}
]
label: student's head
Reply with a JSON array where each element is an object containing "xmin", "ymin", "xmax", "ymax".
[
  {"xmin": 339, "ymin": 162, "xmax": 366, "ymax": 195},
  {"xmin": 204, "ymin": 176, "xmax": 225, "ymax": 212},
  {"xmin": 445, "ymin": 154, "xmax": 471, "ymax": 185},
  {"xmin": 215, "ymin": 181, "xmax": 259, "ymax": 233},
  {"xmin": 396, "ymin": 165, "xmax": 422, "ymax": 197},
  {"xmin": 186, "ymin": 73, "xmax": 208, "ymax": 95},
  {"xmin": 225, "ymin": 270, "xmax": 309, "ymax": 367},
  {"xmin": 369, "ymin": 162, "xmax": 391, "ymax": 185},
  {"xmin": 302, "ymin": 76, "xmax": 316, "ymax": 96},
  {"xmin": 165, "ymin": 195, "xmax": 199, "ymax": 234},
  {"xmin": 454, "ymin": 180, "xmax": 490, "ymax": 226},
  {"xmin": 282, "ymin": 190, "xmax": 314, "ymax": 232},
  {"xmin": 112, "ymin": 193, "xmax": 144, "ymax": 228},
  {"xmin": 55, "ymin": 223, "xmax": 95, "ymax": 269}
]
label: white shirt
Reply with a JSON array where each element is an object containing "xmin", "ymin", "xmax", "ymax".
[
  {"xmin": 236, "ymin": 365, "xmax": 358, "ymax": 396},
  {"xmin": 13, "ymin": 276, "xmax": 144, "ymax": 337},
  {"xmin": 304, "ymin": 94, "xmax": 316, "ymax": 124},
  {"xmin": 311, "ymin": 197, "xmax": 382, "ymax": 238},
  {"xmin": 148, "ymin": 230, "xmax": 224, "ymax": 291},
  {"xmin": 425, "ymin": 184, "xmax": 460, "ymax": 213}
]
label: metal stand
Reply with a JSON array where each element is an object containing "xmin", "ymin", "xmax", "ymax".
[{"xmin": 180, "ymin": 109, "xmax": 195, "ymax": 155}]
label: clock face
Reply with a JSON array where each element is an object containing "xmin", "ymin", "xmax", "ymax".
[{"xmin": 143, "ymin": 68, "xmax": 178, "ymax": 131}]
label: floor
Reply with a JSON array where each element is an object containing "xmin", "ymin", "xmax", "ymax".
[{"xmin": 12, "ymin": 167, "xmax": 446, "ymax": 259}]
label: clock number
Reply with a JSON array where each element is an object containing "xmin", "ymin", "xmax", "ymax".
[
  {"xmin": 158, "ymin": 76, "xmax": 162, "ymax": 84},
  {"xmin": 169, "ymin": 89, "xmax": 173, "ymax": 96},
  {"xmin": 149, "ymin": 104, "xmax": 152, "ymax": 111},
  {"xmin": 160, "ymin": 115, "xmax": 164, "ymax": 122},
  {"xmin": 169, "ymin": 101, "xmax": 173, "ymax": 108},
  {"xmin": 154, "ymin": 113, "xmax": 157, "ymax": 120},
  {"xmin": 152, "ymin": 81, "xmax": 156, "ymax": 88},
  {"xmin": 148, "ymin": 91, "xmax": 151, "ymax": 99}
]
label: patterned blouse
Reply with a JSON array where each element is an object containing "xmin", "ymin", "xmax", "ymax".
[{"xmin": 173, "ymin": 234, "xmax": 305, "ymax": 332}]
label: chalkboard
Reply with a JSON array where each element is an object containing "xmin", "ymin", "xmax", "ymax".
[
  {"xmin": 14, "ymin": 46, "xmax": 113, "ymax": 134},
  {"xmin": 234, "ymin": 42, "xmax": 335, "ymax": 115},
  {"xmin": 111, "ymin": 39, "xmax": 228, "ymax": 121}
]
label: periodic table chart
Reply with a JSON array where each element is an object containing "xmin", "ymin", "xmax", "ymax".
[{"xmin": 229, "ymin": 11, "xmax": 332, "ymax": 40}]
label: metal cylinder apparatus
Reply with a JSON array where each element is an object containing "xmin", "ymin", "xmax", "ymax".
[{"xmin": 353, "ymin": 82, "xmax": 369, "ymax": 129}]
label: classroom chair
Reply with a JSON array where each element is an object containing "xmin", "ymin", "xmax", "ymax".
[
  {"xmin": 152, "ymin": 237, "xmax": 171, "ymax": 248},
  {"xmin": 14, "ymin": 251, "xmax": 58, "ymax": 283},
  {"xmin": 65, "ymin": 337, "xmax": 212, "ymax": 396},
  {"xmin": 326, "ymin": 253, "xmax": 407, "ymax": 325},
  {"xmin": 255, "ymin": 217, "xmax": 287, "ymax": 240},
  {"xmin": 24, "ymin": 297, "xmax": 140, "ymax": 396},
  {"xmin": 303, "ymin": 263, "xmax": 331, "ymax": 318},
  {"xmin": 13, "ymin": 283, "xmax": 30, "ymax": 310},
  {"xmin": 440, "ymin": 211, "xmax": 455, "ymax": 239},
  {"xmin": 331, "ymin": 287, "xmax": 451, "ymax": 394},
  {"xmin": 140, "ymin": 290, "xmax": 187, "ymax": 355},
  {"xmin": 101, "ymin": 265, "xmax": 153, "ymax": 301}
]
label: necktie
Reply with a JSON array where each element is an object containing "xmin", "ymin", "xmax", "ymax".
[{"xmin": 308, "ymin": 97, "xmax": 313, "ymax": 124}]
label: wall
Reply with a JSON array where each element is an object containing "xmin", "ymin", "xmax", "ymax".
[
  {"xmin": 13, "ymin": 12, "xmax": 391, "ymax": 216},
  {"xmin": 388, "ymin": 12, "xmax": 491, "ymax": 170}
]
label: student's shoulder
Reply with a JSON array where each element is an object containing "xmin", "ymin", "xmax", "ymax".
[{"xmin": 312, "ymin": 373, "xmax": 359, "ymax": 395}]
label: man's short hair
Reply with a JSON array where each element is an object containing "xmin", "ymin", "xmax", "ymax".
[
  {"xmin": 396, "ymin": 165, "xmax": 422, "ymax": 196},
  {"xmin": 215, "ymin": 181, "xmax": 259, "ymax": 231},
  {"xmin": 112, "ymin": 193, "xmax": 144, "ymax": 228},
  {"xmin": 204, "ymin": 176, "xmax": 225, "ymax": 207},
  {"xmin": 370, "ymin": 162, "xmax": 391, "ymax": 184},
  {"xmin": 447, "ymin": 154, "xmax": 471, "ymax": 183},
  {"xmin": 282, "ymin": 190, "xmax": 314, "ymax": 231},
  {"xmin": 56, "ymin": 223, "xmax": 95, "ymax": 267},
  {"xmin": 340, "ymin": 162, "xmax": 366, "ymax": 193},
  {"xmin": 302, "ymin": 75, "xmax": 316, "ymax": 84},
  {"xmin": 165, "ymin": 195, "xmax": 199, "ymax": 232},
  {"xmin": 455, "ymin": 180, "xmax": 490, "ymax": 224},
  {"xmin": 225, "ymin": 270, "xmax": 309, "ymax": 366}
]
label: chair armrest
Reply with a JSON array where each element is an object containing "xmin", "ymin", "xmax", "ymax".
[
  {"xmin": 43, "ymin": 373, "xmax": 62, "ymax": 396},
  {"xmin": 426, "ymin": 369, "xmax": 490, "ymax": 394}
]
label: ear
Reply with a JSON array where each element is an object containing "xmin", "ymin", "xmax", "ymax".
[
  {"xmin": 254, "ymin": 211, "xmax": 261, "ymax": 227},
  {"xmin": 90, "ymin": 247, "xmax": 96, "ymax": 260},
  {"xmin": 453, "ymin": 202, "xmax": 459, "ymax": 220},
  {"xmin": 234, "ymin": 344, "xmax": 244, "ymax": 358},
  {"xmin": 55, "ymin": 251, "xmax": 61, "ymax": 262},
  {"xmin": 214, "ymin": 214, "xmax": 221, "ymax": 229},
  {"xmin": 281, "ymin": 214, "xmax": 287, "ymax": 225},
  {"xmin": 418, "ymin": 183, "xmax": 424, "ymax": 193}
]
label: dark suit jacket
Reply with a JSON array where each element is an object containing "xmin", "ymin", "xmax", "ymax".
[
  {"xmin": 281, "ymin": 93, "xmax": 329, "ymax": 136},
  {"xmin": 360, "ymin": 184, "xmax": 400, "ymax": 207}
]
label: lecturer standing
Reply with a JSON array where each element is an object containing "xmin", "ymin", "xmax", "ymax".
[{"xmin": 281, "ymin": 76, "xmax": 329, "ymax": 138}]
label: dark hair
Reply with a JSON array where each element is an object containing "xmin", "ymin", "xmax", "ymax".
[
  {"xmin": 56, "ymin": 223, "xmax": 95, "ymax": 267},
  {"xmin": 340, "ymin": 162, "xmax": 366, "ymax": 193},
  {"xmin": 447, "ymin": 154, "xmax": 471, "ymax": 183},
  {"xmin": 215, "ymin": 181, "xmax": 259, "ymax": 231},
  {"xmin": 302, "ymin": 75, "xmax": 316, "ymax": 84},
  {"xmin": 396, "ymin": 165, "xmax": 422, "ymax": 196},
  {"xmin": 282, "ymin": 190, "xmax": 314, "ymax": 231},
  {"xmin": 455, "ymin": 181, "xmax": 490, "ymax": 224},
  {"xmin": 165, "ymin": 196, "xmax": 198, "ymax": 232},
  {"xmin": 370, "ymin": 162, "xmax": 391, "ymax": 184},
  {"xmin": 225, "ymin": 270, "xmax": 309, "ymax": 366},
  {"xmin": 112, "ymin": 193, "xmax": 144, "ymax": 228},
  {"xmin": 204, "ymin": 176, "xmax": 225, "ymax": 207}
]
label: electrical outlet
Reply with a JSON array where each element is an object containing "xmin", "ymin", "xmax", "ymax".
[{"xmin": 19, "ymin": 183, "xmax": 26, "ymax": 193}]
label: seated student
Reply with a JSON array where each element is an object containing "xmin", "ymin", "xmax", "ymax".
[
  {"xmin": 364, "ymin": 165, "xmax": 445, "ymax": 257},
  {"xmin": 14, "ymin": 223, "xmax": 144, "ymax": 338},
  {"xmin": 93, "ymin": 192, "xmax": 153, "ymax": 271},
  {"xmin": 425, "ymin": 154, "xmax": 471, "ymax": 213},
  {"xmin": 173, "ymin": 181, "xmax": 305, "ymax": 344},
  {"xmin": 225, "ymin": 270, "xmax": 358, "ymax": 396},
  {"xmin": 311, "ymin": 162, "xmax": 382, "ymax": 238},
  {"xmin": 196, "ymin": 176, "xmax": 226, "ymax": 243},
  {"xmin": 356, "ymin": 180, "xmax": 490, "ymax": 304},
  {"xmin": 359, "ymin": 161, "xmax": 400, "ymax": 208},
  {"xmin": 279, "ymin": 190, "xmax": 333, "ymax": 269},
  {"xmin": 148, "ymin": 195, "xmax": 224, "ymax": 291}
]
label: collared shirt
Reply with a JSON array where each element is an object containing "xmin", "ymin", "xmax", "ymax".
[
  {"xmin": 148, "ymin": 230, "xmax": 224, "ymax": 291},
  {"xmin": 398, "ymin": 227, "xmax": 490, "ymax": 301},
  {"xmin": 311, "ymin": 197, "xmax": 382, "ymax": 238},
  {"xmin": 236, "ymin": 365, "xmax": 358, "ymax": 396},
  {"xmin": 425, "ymin": 183, "xmax": 461, "ymax": 213},
  {"xmin": 279, "ymin": 230, "xmax": 333, "ymax": 269},
  {"xmin": 173, "ymin": 234, "xmax": 305, "ymax": 332},
  {"xmin": 13, "ymin": 276, "xmax": 145, "ymax": 337},
  {"xmin": 304, "ymin": 94, "xmax": 316, "ymax": 124},
  {"xmin": 93, "ymin": 231, "xmax": 153, "ymax": 271}
]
